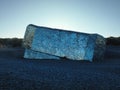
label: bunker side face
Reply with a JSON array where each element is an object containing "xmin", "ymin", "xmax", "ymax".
[
  {"xmin": 23, "ymin": 25, "xmax": 37, "ymax": 48},
  {"xmin": 23, "ymin": 24, "xmax": 106, "ymax": 62},
  {"xmin": 93, "ymin": 35, "xmax": 106, "ymax": 61}
]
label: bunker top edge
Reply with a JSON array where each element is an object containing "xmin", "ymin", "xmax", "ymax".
[{"xmin": 27, "ymin": 24, "xmax": 105, "ymax": 38}]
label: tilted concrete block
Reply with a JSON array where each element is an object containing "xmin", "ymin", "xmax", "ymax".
[{"xmin": 23, "ymin": 24, "xmax": 106, "ymax": 61}]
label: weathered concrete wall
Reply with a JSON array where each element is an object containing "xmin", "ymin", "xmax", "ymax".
[
  {"xmin": 23, "ymin": 24, "xmax": 106, "ymax": 61},
  {"xmin": 24, "ymin": 49, "xmax": 60, "ymax": 60}
]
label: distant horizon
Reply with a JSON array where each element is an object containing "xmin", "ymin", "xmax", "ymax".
[
  {"xmin": 0, "ymin": 0, "xmax": 120, "ymax": 38},
  {"xmin": 0, "ymin": 24, "xmax": 120, "ymax": 38}
]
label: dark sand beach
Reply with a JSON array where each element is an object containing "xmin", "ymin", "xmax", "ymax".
[{"xmin": 0, "ymin": 46, "xmax": 120, "ymax": 90}]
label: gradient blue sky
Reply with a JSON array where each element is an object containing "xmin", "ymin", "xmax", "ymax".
[{"xmin": 0, "ymin": 0, "xmax": 120, "ymax": 38}]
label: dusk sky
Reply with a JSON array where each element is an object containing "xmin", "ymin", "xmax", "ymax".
[{"xmin": 0, "ymin": 0, "xmax": 120, "ymax": 38}]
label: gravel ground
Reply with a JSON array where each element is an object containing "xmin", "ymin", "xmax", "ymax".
[{"xmin": 0, "ymin": 46, "xmax": 120, "ymax": 90}]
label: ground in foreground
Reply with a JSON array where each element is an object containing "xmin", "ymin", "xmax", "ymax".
[{"xmin": 0, "ymin": 46, "xmax": 120, "ymax": 90}]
